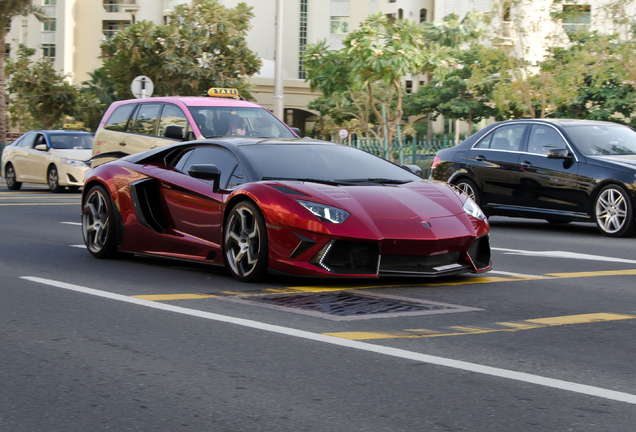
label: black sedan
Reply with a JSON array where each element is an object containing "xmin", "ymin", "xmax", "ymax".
[{"xmin": 431, "ymin": 119, "xmax": 636, "ymax": 237}]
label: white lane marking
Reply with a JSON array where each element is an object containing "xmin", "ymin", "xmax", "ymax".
[
  {"xmin": 492, "ymin": 248, "xmax": 636, "ymax": 264},
  {"xmin": 61, "ymin": 222, "xmax": 81, "ymax": 226},
  {"xmin": 70, "ymin": 245, "xmax": 86, "ymax": 248},
  {"xmin": 20, "ymin": 276, "xmax": 636, "ymax": 406}
]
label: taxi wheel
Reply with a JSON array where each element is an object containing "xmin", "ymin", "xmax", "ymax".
[
  {"xmin": 224, "ymin": 200, "xmax": 268, "ymax": 282},
  {"xmin": 82, "ymin": 185, "xmax": 118, "ymax": 258},
  {"xmin": 48, "ymin": 165, "xmax": 61, "ymax": 193},
  {"xmin": 5, "ymin": 163, "xmax": 22, "ymax": 190}
]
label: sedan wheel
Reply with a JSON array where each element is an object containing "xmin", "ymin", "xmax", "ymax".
[
  {"xmin": 48, "ymin": 165, "xmax": 61, "ymax": 193},
  {"xmin": 5, "ymin": 164, "xmax": 22, "ymax": 190},
  {"xmin": 594, "ymin": 185, "xmax": 634, "ymax": 237},
  {"xmin": 82, "ymin": 185, "xmax": 117, "ymax": 258},
  {"xmin": 224, "ymin": 201, "xmax": 268, "ymax": 282},
  {"xmin": 455, "ymin": 179, "xmax": 480, "ymax": 206}
]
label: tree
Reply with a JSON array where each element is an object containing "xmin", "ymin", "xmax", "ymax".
[
  {"xmin": 0, "ymin": 0, "xmax": 44, "ymax": 141},
  {"xmin": 101, "ymin": 0, "xmax": 261, "ymax": 99},
  {"xmin": 304, "ymin": 13, "xmax": 453, "ymax": 143},
  {"xmin": 5, "ymin": 45, "xmax": 79, "ymax": 130},
  {"xmin": 78, "ymin": 68, "xmax": 117, "ymax": 131}
]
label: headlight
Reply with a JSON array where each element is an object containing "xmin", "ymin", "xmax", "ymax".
[
  {"xmin": 62, "ymin": 158, "xmax": 87, "ymax": 167},
  {"xmin": 297, "ymin": 200, "xmax": 350, "ymax": 224},
  {"xmin": 462, "ymin": 197, "xmax": 486, "ymax": 220}
]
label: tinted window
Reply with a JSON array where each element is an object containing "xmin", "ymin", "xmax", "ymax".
[
  {"xmin": 243, "ymin": 144, "xmax": 420, "ymax": 183},
  {"xmin": 158, "ymin": 104, "xmax": 188, "ymax": 138},
  {"xmin": 527, "ymin": 125, "xmax": 567, "ymax": 155},
  {"xmin": 129, "ymin": 104, "xmax": 161, "ymax": 136},
  {"xmin": 176, "ymin": 146, "xmax": 245, "ymax": 189},
  {"xmin": 475, "ymin": 125, "xmax": 526, "ymax": 151},
  {"xmin": 104, "ymin": 104, "xmax": 136, "ymax": 131}
]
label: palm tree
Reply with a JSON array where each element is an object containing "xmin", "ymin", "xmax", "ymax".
[{"xmin": 1, "ymin": 1, "xmax": 44, "ymax": 143}]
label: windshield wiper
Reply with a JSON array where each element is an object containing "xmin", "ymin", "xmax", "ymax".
[
  {"xmin": 335, "ymin": 178, "xmax": 412, "ymax": 185},
  {"xmin": 261, "ymin": 176, "xmax": 349, "ymax": 186}
]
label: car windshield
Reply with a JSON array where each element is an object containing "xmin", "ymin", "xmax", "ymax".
[
  {"xmin": 565, "ymin": 124, "xmax": 636, "ymax": 155},
  {"xmin": 243, "ymin": 143, "xmax": 421, "ymax": 184},
  {"xmin": 49, "ymin": 134, "xmax": 93, "ymax": 149},
  {"xmin": 188, "ymin": 106, "xmax": 296, "ymax": 139}
]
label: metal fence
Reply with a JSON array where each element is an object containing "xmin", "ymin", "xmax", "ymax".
[{"xmin": 332, "ymin": 135, "xmax": 461, "ymax": 178}]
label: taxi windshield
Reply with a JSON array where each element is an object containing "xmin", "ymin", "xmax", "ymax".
[
  {"xmin": 49, "ymin": 134, "xmax": 93, "ymax": 149},
  {"xmin": 188, "ymin": 107, "xmax": 296, "ymax": 139}
]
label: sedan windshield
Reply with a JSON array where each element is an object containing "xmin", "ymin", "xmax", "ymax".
[
  {"xmin": 49, "ymin": 133, "xmax": 93, "ymax": 149},
  {"xmin": 188, "ymin": 107, "xmax": 296, "ymax": 139},
  {"xmin": 566, "ymin": 124, "xmax": 636, "ymax": 155},
  {"xmin": 243, "ymin": 143, "xmax": 421, "ymax": 184}
]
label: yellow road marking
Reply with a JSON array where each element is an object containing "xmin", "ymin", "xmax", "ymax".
[
  {"xmin": 325, "ymin": 313, "xmax": 636, "ymax": 340},
  {"xmin": 132, "ymin": 293, "xmax": 217, "ymax": 301}
]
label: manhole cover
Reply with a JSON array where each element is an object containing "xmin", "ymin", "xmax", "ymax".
[{"xmin": 227, "ymin": 291, "xmax": 481, "ymax": 321}]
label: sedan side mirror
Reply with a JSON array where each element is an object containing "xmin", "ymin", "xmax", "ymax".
[
  {"xmin": 547, "ymin": 148, "xmax": 570, "ymax": 159},
  {"xmin": 35, "ymin": 144, "xmax": 48, "ymax": 151},
  {"xmin": 164, "ymin": 126, "xmax": 185, "ymax": 140},
  {"xmin": 402, "ymin": 164, "xmax": 423, "ymax": 177},
  {"xmin": 188, "ymin": 164, "xmax": 221, "ymax": 193}
]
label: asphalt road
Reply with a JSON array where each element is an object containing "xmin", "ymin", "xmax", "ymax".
[{"xmin": 1, "ymin": 182, "xmax": 635, "ymax": 431}]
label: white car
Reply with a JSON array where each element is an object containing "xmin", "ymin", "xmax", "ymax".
[{"xmin": 2, "ymin": 130, "xmax": 93, "ymax": 192}]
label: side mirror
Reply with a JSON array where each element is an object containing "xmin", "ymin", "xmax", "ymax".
[
  {"xmin": 547, "ymin": 148, "xmax": 570, "ymax": 159},
  {"xmin": 164, "ymin": 125, "xmax": 184, "ymax": 140},
  {"xmin": 188, "ymin": 164, "xmax": 221, "ymax": 193},
  {"xmin": 290, "ymin": 127, "xmax": 302, "ymax": 137},
  {"xmin": 35, "ymin": 144, "xmax": 48, "ymax": 151},
  {"xmin": 403, "ymin": 164, "xmax": 423, "ymax": 177}
]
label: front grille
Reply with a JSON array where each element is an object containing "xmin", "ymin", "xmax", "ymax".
[
  {"xmin": 311, "ymin": 241, "xmax": 380, "ymax": 275},
  {"xmin": 380, "ymin": 252, "xmax": 462, "ymax": 274}
]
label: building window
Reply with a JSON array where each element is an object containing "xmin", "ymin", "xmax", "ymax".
[
  {"xmin": 420, "ymin": 9, "xmax": 427, "ymax": 23},
  {"xmin": 43, "ymin": 18, "xmax": 56, "ymax": 32},
  {"xmin": 43, "ymin": 0, "xmax": 57, "ymax": 4},
  {"xmin": 330, "ymin": 17, "xmax": 349, "ymax": 34},
  {"xmin": 42, "ymin": 43, "xmax": 56, "ymax": 59},
  {"xmin": 103, "ymin": 1, "xmax": 120, "ymax": 13},
  {"xmin": 298, "ymin": 0, "xmax": 308, "ymax": 79},
  {"xmin": 562, "ymin": 5, "xmax": 591, "ymax": 34},
  {"xmin": 5, "ymin": 43, "xmax": 10, "ymax": 57},
  {"xmin": 405, "ymin": 80, "xmax": 413, "ymax": 95}
]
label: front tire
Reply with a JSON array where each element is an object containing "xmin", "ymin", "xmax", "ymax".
[
  {"xmin": 82, "ymin": 185, "xmax": 118, "ymax": 258},
  {"xmin": 48, "ymin": 165, "xmax": 61, "ymax": 193},
  {"xmin": 224, "ymin": 200, "xmax": 268, "ymax": 282},
  {"xmin": 594, "ymin": 184, "xmax": 634, "ymax": 237},
  {"xmin": 5, "ymin": 163, "xmax": 22, "ymax": 190}
]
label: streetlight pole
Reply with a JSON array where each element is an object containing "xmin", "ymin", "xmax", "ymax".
[{"xmin": 273, "ymin": 0, "xmax": 284, "ymax": 120}]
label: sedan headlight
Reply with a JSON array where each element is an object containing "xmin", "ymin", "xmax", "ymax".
[
  {"xmin": 297, "ymin": 200, "xmax": 350, "ymax": 224},
  {"xmin": 462, "ymin": 197, "xmax": 486, "ymax": 220},
  {"xmin": 62, "ymin": 158, "xmax": 88, "ymax": 167}
]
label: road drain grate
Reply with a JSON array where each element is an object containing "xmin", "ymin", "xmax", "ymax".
[{"xmin": 235, "ymin": 291, "xmax": 476, "ymax": 320}]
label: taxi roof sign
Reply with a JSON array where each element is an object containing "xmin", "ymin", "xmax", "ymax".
[{"xmin": 208, "ymin": 87, "xmax": 239, "ymax": 98}]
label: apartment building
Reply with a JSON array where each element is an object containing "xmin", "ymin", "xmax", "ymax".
[{"xmin": 5, "ymin": 1, "xmax": 631, "ymax": 130}]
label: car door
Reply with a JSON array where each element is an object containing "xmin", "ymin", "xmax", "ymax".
[
  {"xmin": 517, "ymin": 124, "xmax": 586, "ymax": 214},
  {"xmin": 160, "ymin": 146, "xmax": 246, "ymax": 250},
  {"xmin": 465, "ymin": 123, "xmax": 527, "ymax": 207},
  {"xmin": 7, "ymin": 132, "xmax": 36, "ymax": 181},
  {"xmin": 29, "ymin": 133, "xmax": 51, "ymax": 182}
]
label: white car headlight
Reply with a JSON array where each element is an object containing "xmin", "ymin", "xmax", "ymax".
[
  {"xmin": 297, "ymin": 200, "xmax": 350, "ymax": 224},
  {"xmin": 462, "ymin": 197, "xmax": 486, "ymax": 220},
  {"xmin": 62, "ymin": 158, "xmax": 87, "ymax": 167}
]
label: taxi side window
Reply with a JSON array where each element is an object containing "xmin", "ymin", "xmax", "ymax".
[
  {"xmin": 16, "ymin": 133, "xmax": 35, "ymax": 148},
  {"xmin": 129, "ymin": 104, "xmax": 162, "ymax": 136},
  {"xmin": 104, "ymin": 104, "xmax": 136, "ymax": 132},
  {"xmin": 158, "ymin": 104, "xmax": 188, "ymax": 138}
]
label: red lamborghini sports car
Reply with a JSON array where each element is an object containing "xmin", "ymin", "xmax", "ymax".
[{"xmin": 82, "ymin": 139, "xmax": 491, "ymax": 282}]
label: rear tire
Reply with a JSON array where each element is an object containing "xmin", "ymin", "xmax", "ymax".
[
  {"xmin": 48, "ymin": 165, "xmax": 61, "ymax": 193},
  {"xmin": 5, "ymin": 163, "xmax": 22, "ymax": 190},
  {"xmin": 454, "ymin": 178, "xmax": 481, "ymax": 206},
  {"xmin": 82, "ymin": 185, "xmax": 118, "ymax": 258}
]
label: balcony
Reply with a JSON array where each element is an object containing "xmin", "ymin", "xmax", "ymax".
[{"xmin": 103, "ymin": 0, "xmax": 139, "ymax": 13}]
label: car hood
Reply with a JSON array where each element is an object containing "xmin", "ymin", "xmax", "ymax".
[
  {"xmin": 51, "ymin": 149, "xmax": 93, "ymax": 160},
  {"xmin": 271, "ymin": 180, "xmax": 478, "ymax": 239},
  {"xmin": 586, "ymin": 154, "xmax": 636, "ymax": 171}
]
